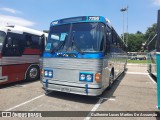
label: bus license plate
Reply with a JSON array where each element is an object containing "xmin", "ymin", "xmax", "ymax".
[{"xmin": 61, "ymin": 87, "xmax": 70, "ymax": 93}]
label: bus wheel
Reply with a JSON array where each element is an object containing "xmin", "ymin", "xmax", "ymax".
[
  {"xmin": 26, "ymin": 65, "xmax": 40, "ymax": 81},
  {"xmin": 108, "ymin": 72, "xmax": 114, "ymax": 89}
]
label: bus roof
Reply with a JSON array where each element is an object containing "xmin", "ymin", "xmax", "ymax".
[
  {"xmin": 50, "ymin": 16, "xmax": 112, "ymax": 29},
  {"xmin": 0, "ymin": 25, "xmax": 45, "ymax": 36}
]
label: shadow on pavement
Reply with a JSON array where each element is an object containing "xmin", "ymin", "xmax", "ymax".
[{"xmin": 100, "ymin": 69, "xmax": 127, "ymax": 104}]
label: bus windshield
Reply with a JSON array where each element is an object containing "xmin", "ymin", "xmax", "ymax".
[
  {"xmin": 0, "ymin": 31, "xmax": 6, "ymax": 51},
  {"xmin": 45, "ymin": 22, "xmax": 105, "ymax": 53}
]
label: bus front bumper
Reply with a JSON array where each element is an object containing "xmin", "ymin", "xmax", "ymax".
[{"xmin": 42, "ymin": 81, "xmax": 104, "ymax": 96}]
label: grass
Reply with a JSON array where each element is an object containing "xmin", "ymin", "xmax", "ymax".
[{"xmin": 127, "ymin": 60, "xmax": 147, "ymax": 64}]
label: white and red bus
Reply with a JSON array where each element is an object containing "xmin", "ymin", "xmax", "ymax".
[{"xmin": 0, "ymin": 25, "xmax": 48, "ymax": 85}]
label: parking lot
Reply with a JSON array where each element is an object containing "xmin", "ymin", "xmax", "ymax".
[{"xmin": 0, "ymin": 64, "xmax": 158, "ymax": 120}]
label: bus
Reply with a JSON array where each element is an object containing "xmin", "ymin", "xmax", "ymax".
[
  {"xmin": 156, "ymin": 10, "xmax": 160, "ymax": 110},
  {"xmin": 0, "ymin": 25, "xmax": 48, "ymax": 85},
  {"xmin": 41, "ymin": 16, "xmax": 127, "ymax": 96},
  {"xmin": 147, "ymin": 34, "xmax": 157, "ymax": 77}
]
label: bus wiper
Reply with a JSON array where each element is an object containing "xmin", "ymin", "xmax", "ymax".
[
  {"xmin": 50, "ymin": 41, "xmax": 65, "ymax": 54},
  {"xmin": 71, "ymin": 34, "xmax": 83, "ymax": 55}
]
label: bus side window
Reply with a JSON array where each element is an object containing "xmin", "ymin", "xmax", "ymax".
[
  {"xmin": 112, "ymin": 31, "xmax": 117, "ymax": 46},
  {"xmin": 25, "ymin": 34, "xmax": 42, "ymax": 49},
  {"xmin": 25, "ymin": 35, "xmax": 33, "ymax": 48},
  {"xmin": 31, "ymin": 35, "xmax": 41, "ymax": 49},
  {"xmin": 3, "ymin": 34, "xmax": 24, "ymax": 56},
  {"xmin": 105, "ymin": 30, "xmax": 111, "ymax": 54},
  {"xmin": 6, "ymin": 37, "xmax": 12, "ymax": 48},
  {"xmin": 117, "ymin": 37, "xmax": 122, "ymax": 49}
]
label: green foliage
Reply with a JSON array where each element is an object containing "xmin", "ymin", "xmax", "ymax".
[
  {"xmin": 126, "ymin": 23, "xmax": 157, "ymax": 52},
  {"xmin": 125, "ymin": 32, "xmax": 145, "ymax": 52},
  {"xmin": 145, "ymin": 23, "xmax": 157, "ymax": 40}
]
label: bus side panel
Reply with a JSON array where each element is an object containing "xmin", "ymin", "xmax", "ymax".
[
  {"xmin": 111, "ymin": 46, "xmax": 127, "ymax": 79},
  {"xmin": 0, "ymin": 64, "xmax": 30, "ymax": 84},
  {"xmin": 101, "ymin": 57, "xmax": 110, "ymax": 88},
  {"xmin": 23, "ymin": 48, "xmax": 42, "ymax": 55}
]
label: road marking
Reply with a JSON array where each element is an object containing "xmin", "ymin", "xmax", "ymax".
[
  {"xmin": 85, "ymin": 97, "xmax": 108, "ymax": 120},
  {"xmin": 127, "ymin": 64, "xmax": 147, "ymax": 66},
  {"xmin": 126, "ymin": 72, "xmax": 148, "ymax": 75},
  {"xmin": 84, "ymin": 97, "xmax": 115, "ymax": 120},
  {"xmin": 147, "ymin": 74, "xmax": 156, "ymax": 84},
  {"xmin": 5, "ymin": 94, "xmax": 45, "ymax": 111},
  {"xmin": 101, "ymin": 97, "xmax": 116, "ymax": 101}
]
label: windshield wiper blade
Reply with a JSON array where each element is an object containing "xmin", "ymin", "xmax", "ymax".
[
  {"xmin": 71, "ymin": 34, "xmax": 83, "ymax": 55},
  {"xmin": 50, "ymin": 41, "xmax": 65, "ymax": 54}
]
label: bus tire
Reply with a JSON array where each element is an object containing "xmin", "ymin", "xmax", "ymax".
[
  {"xmin": 108, "ymin": 71, "xmax": 114, "ymax": 90},
  {"xmin": 26, "ymin": 65, "xmax": 40, "ymax": 81}
]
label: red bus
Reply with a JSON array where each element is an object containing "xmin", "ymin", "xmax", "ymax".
[{"xmin": 0, "ymin": 25, "xmax": 48, "ymax": 85}]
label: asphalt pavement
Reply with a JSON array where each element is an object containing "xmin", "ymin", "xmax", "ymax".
[{"xmin": 0, "ymin": 64, "xmax": 158, "ymax": 120}]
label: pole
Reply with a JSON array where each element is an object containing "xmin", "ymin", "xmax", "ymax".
[
  {"xmin": 123, "ymin": 11, "xmax": 124, "ymax": 43},
  {"xmin": 120, "ymin": 7, "xmax": 127, "ymax": 43},
  {"xmin": 126, "ymin": 6, "xmax": 128, "ymax": 47}
]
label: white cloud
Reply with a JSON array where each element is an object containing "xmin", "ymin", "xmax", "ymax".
[
  {"xmin": 153, "ymin": 0, "xmax": 160, "ymax": 6},
  {"xmin": 0, "ymin": 7, "xmax": 22, "ymax": 14},
  {"xmin": 0, "ymin": 15, "xmax": 35, "ymax": 27}
]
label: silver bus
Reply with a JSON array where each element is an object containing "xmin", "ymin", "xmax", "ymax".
[{"xmin": 41, "ymin": 16, "xmax": 127, "ymax": 96}]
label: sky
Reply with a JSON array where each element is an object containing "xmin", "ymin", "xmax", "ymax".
[{"xmin": 0, "ymin": 0, "xmax": 160, "ymax": 35}]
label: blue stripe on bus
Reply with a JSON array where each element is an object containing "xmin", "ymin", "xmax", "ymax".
[
  {"xmin": 85, "ymin": 84, "xmax": 88, "ymax": 94},
  {"xmin": 157, "ymin": 54, "xmax": 160, "ymax": 109},
  {"xmin": 45, "ymin": 79, "xmax": 48, "ymax": 88},
  {"xmin": 50, "ymin": 16, "xmax": 107, "ymax": 26},
  {"xmin": 43, "ymin": 52, "xmax": 104, "ymax": 59}
]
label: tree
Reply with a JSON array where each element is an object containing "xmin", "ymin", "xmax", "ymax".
[
  {"xmin": 136, "ymin": 31, "xmax": 143, "ymax": 34},
  {"xmin": 145, "ymin": 23, "xmax": 157, "ymax": 40},
  {"xmin": 127, "ymin": 33, "xmax": 145, "ymax": 52},
  {"xmin": 125, "ymin": 23, "xmax": 157, "ymax": 52}
]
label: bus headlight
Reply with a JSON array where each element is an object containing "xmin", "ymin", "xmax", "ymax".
[
  {"xmin": 86, "ymin": 74, "xmax": 93, "ymax": 82},
  {"xmin": 79, "ymin": 72, "xmax": 93, "ymax": 82},
  {"xmin": 80, "ymin": 74, "xmax": 85, "ymax": 81},
  {"xmin": 48, "ymin": 71, "xmax": 53, "ymax": 77},
  {"xmin": 44, "ymin": 69, "xmax": 53, "ymax": 78},
  {"xmin": 44, "ymin": 71, "xmax": 48, "ymax": 77}
]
